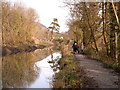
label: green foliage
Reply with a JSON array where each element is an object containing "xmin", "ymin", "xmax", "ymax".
[{"xmin": 48, "ymin": 18, "xmax": 60, "ymax": 33}]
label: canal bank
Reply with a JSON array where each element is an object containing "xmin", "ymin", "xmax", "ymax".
[
  {"xmin": 52, "ymin": 53, "xmax": 88, "ymax": 88},
  {"xmin": 2, "ymin": 45, "xmax": 47, "ymax": 56},
  {"xmin": 50, "ymin": 44, "xmax": 88, "ymax": 88}
]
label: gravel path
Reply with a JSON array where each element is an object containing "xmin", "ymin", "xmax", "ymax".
[{"xmin": 76, "ymin": 54, "xmax": 120, "ymax": 88}]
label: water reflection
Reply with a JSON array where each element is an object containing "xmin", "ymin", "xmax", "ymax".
[
  {"xmin": 48, "ymin": 54, "xmax": 61, "ymax": 72},
  {"xmin": 2, "ymin": 52, "xmax": 39, "ymax": 88},
  {"xmin": 2, "ymin": 48, "xmax": 61, "ymax": 88},
  {"xmin": 29, "ymin": 52, "xmax": 61, "ymax": 88}
]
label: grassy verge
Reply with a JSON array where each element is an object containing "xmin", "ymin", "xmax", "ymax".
[{"xmin": 52, "ymin": 45, "xmax": 87, "ymax": 88}]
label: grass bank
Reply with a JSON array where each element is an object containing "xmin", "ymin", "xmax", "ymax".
[{"xmin": 52, "ymin": 45, "xmax": 87, "ymax": 88}]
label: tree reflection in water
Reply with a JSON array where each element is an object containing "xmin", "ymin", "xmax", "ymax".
[
  {"xmin": 2, "ymin": 52, "xmax": 40, "ymax": 88},
  {"xmin": 2, "ymin": 48, "xmax": 60, "ymax": 88},
  {"xmin": 48, "ymin": 50, "xmax": 61, "ymax": 72}
]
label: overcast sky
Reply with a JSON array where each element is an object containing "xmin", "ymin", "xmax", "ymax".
[{"xmin": 7, "ymin": 0, "xmax": 69, "ymax": 33}]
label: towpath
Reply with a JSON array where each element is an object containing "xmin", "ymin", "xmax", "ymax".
[{"xmin": 76, "ymin": 54, "xmax": 119, "ymax": 88}]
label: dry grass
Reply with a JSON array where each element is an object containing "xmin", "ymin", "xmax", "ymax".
[{"xmin": 52, "ymin": 45, "xmax": 87, "ymax": 88}]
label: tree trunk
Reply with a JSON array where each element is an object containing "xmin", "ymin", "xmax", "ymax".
[
  {"xmin": 102, "ymin": 2, "xmax": 109, "ymax": 56},
  {"xmin": 83, "ymin": 2, "xmax": 99, "ymax": 53},
  {"xmin": 111, "ymin": 1, "xmax": 120, "ymax": 64}
]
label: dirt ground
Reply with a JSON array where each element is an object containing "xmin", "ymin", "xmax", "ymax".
[{"xmin": 76, "ymin": 54, "xmax": 120, "ymax": 88}]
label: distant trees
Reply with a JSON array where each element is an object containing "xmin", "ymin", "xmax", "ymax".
[
  {"xmin": 2, "ymin": 1, "xmax": 39, "ymax": 46},
  {"xmin": 64, "ymin": 0, "xmax": 120, "ymax": 67}
]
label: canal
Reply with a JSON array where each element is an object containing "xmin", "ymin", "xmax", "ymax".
[{"xmin": 2, "ymin": 47, "xmax": 62, "ymax": 88}]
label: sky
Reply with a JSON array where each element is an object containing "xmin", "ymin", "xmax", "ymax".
[{"xmin": 7, "ymin": 0, "xmax": 69, "ymax": 33}]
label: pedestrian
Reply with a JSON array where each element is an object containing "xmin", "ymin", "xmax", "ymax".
[
  {"xmin": 77, "ymin": 44, "xmax": 81, "ymax": 54},
  {"xmin": 81, "ymin": 43, "xmax": 84, "ymax": 54},
  {"xmin": 69, "ymin": 39, "xmax": 74, "ymax": 51},
  {"xmin": 72, "ymin": 42, "xmax": 79, "ymax": 54}
]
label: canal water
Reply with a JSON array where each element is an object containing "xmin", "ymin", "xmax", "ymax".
[{"xmin": 2, "ymin": 48, "xmax": 62, "ymax": 88}]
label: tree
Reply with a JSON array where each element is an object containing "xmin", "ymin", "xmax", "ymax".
[
  {"xmin": 65, "ymin": 1, "xmax": 100, "ymax": 53},
  {"xmin": 2, "ymin": 1, "xmax": 39, "ymax": 46},
  {"xmin": 102, "ymin": 2, "xmax": 109, "ymax": 56},
  {"xmin": 109, "ymin": 1, "xmax": 120, "ymax": 64},
  {"xmin": 64, "ymin": 0, "xmax": 120, "ymax": 67},
  {"xmin": 48, "ymin": 18, "xmax": 60, "ymax": 40}
]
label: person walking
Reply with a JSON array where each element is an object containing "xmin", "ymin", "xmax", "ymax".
[
  {"xmin": 72, "ymin": 42, "xmax": 79, "ymax": 54},
  {"xmin": 81, "ymin": 43, "xmax": 84, "ymax": 54},
  {"xmin": 77, "ymin": 44, "xmax": 81, "ymax": 54},
  {"xmin": 69, "ymin": 39, "xmax": 74, "ymax": 51}
]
